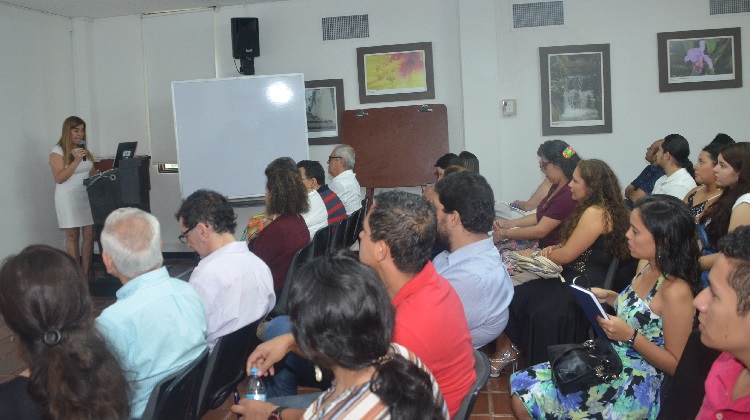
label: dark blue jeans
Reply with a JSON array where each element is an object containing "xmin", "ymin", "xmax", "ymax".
[{"xmin": 264, "ymin": 316, "xmax": 332, "ymax": 398}]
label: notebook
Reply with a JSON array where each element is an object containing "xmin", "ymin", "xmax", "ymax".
[{"xmin": 570, "ymin": 282, "xmax": 609, "ymax": 338}]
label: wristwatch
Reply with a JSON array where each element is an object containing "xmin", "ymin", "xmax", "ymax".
[
  {"xmin": 627, "ymin": 328, "xmax": 638, "ymax": 347},
  {"xmin": 268, "ymin": 406, "xmax": 285, "ymax": 420}
]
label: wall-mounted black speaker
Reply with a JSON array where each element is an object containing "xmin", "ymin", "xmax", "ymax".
[{"xmin": 231, "ymin": 17, "xmax": 260, "ymax": 59}]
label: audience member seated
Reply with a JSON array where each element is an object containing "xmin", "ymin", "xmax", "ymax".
[
  {"xmin": 265, "ymin": 157, "xmax": 326, "ymax": 239},
  {"xmin": 695, "ymin": 226, "xmax": 750, "ymax": 419},
  {"xmin": 511, "ymin": 179, "xmax": 553, "ymax": 212},
  {"xmin": 175, "ymin": 189, "xmax": 275, "ymax": 351},
  {"xmin": 652, "ymin": 134, "xmax": 697, "ymax": 199},
  {"xmin": 499, "ymin": 159, "xmax": 631, "ymax": 366},
  {"xmin": 328, "ymin": 145, "xmax": 362, "ymax": 214},
  {"xmin": 684, "ymin": 135, "xmax": 734, "ymax": 220},
  {"xmin": 0, "ymin": 245, "xmax": 129, "ymax": 420},
  {"xmin": 245, "ymin": 191, "xmax": 474, "ymax": 417},
  {"xmin": 427, "ymin": 171, "xmax": 514, "ymax": 348},
  {"xmin": 96, "ymin": 207, "xmax": 207, "ymax": 418},
  {"xmin": 433, "ymin": 153, "xmax": 462, "ymax": 181},
  {"xmin": 253, "ymin": 168, "xmax": 310, "ymax": 294},
  {"xmin": 442, "ymin": 164, "xmax": 467, "ymax": 177},
  {"xmin": 297, "ymin": 160, "xmax": 347, "ymax": 224},
  {"xmin": 511, "ymin": 194, "xmax": 700, "ymax": 419},
  {"xmin": 493, "ymin": 140, "xmax": 579, "ymax": 268},
  {"xmin": 232, "ymin": 251, "xmax": 449, "ymax": 419},
  {"xmin": 459, "ymin": 150, "xmax": 480, "ymax": 173},
  {"xmin": 697, "ymin": 142, "xmax": 750, "ymax": 289},
  {"xmin": 625, "ymin": 139, "xmax": 665, "ymax": 208}
]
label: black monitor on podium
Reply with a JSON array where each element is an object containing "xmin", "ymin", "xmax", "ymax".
[{"xmin": 113, "ymin": 142, "xmax": 138, "ymax": 169}]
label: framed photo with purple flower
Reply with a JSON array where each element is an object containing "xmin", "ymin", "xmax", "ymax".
[
  {"xmin": 357, "ymin": 42, "xmax": 435, "ymax": 104},
  {"xmin": 540, "ymin": 43, "xmax": 612, "ymax": 136},
  {"xmin": 305, "ymin": 79, "xmax": 345, "ymax": 145},
  {"xmin": 657, "ymin": 27, "xmax": 742, "ymax": 92}
]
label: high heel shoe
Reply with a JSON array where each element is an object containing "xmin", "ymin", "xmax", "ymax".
[{"xmin": 489, "ymin": 344, "xmax": 519, "ymax": 378}]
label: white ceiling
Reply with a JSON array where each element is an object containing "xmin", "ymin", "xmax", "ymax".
[{"xmin": 1, "ymin": 0, "xmax": 284, "ymax": 19}]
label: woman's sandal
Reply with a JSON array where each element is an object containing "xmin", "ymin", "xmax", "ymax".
[{"xmin": 489, "ymin": 344, "xmax": 519, "ymax": 378}]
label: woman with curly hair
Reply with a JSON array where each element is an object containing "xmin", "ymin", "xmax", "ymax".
[
  {"xmin": 252, "ymin": 168, "xmax": 310, "ymax": 293},
  {"xmin": 0, "ymin": 245, "xmax": 130, "ymax": 419},
  {"xmin": 497, "ymin": 159, "xmax": 631, "ymax": 367},
  {"xmin": 511, "ymin": 195, "xmax": 699, "ymax": 419}
]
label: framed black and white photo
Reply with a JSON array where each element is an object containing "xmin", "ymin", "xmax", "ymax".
[
  {"xmin": 305, "ymin": 79, "xmax": 345, "ymax": 145},
  {"xmin": 540, "ymin": 44, "xmax": 612, "ymax": 136}
]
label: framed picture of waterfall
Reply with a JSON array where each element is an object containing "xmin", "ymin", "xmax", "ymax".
[
  {"xmin": 657, "ymin": 28, "xmax": 742, "ymax": 92},
  {"xmin": 540, "ymin": 44, "xmax": 612, "ymax": 136}
]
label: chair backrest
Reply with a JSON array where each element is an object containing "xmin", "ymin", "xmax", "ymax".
[
  {"xmin": 141, "ymin": 348, "xmax": 209, "ymax": 420},
  {"xmin": 312, "ymin": 222, "xmax": 335, "ymax": 258},
  {"xmin": 601, "ymin": 257, "xmax": 619, "ymax": 291},
  {"xmin": 330, "ymin": 216, "xmax": 349, "ymax": 251},
  {"xmin": 343, "ymin": 209, "xmax": 361, "ymax": 248},
  {"xmin": 268, "ymin": 241, "xmax": 313, "ymax": 317},
  {"xmin": 657, "ymin": 328, "xmax": 721, "ymax": 419},
  {"xmin": 195, "ymin": 319, "xmax": 264, "ymax": 419},
  {"xmin": 451, "ymin": 349, "xmax": 490, "ymax": 420}
]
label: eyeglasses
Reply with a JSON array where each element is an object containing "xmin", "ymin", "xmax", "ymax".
[
  {"xmin": 539, "ymin": 161, "xmax": 552, "ymax": 170},
  {"xmin": 327, "ymin": 156, "xmax": 342, "ymax": 163},
  {"xmin": 178, "ymin": 226, "xmax": 195, "ymax": 244}
]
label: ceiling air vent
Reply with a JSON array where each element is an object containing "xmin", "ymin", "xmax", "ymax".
[
  {"xmin": 322, "ymin": 14, "xmax": 369, "ymax": 41},
  {"xmin": 512, "ymin": 1, "xmax": 564, "ymax": 29},
  {"xmin": 710, "ymin": 0, "xmax": 750, "ymax": 14}
]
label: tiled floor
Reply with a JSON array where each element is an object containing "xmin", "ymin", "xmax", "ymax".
[{"xmin": 0, "ymin": 255, "xmax": 519, "ymax": 419}]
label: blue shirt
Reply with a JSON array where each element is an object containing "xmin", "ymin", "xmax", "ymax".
[
  {"xmin": 631, "ymin": 165, "xmax": 665, "ymax": 194},
  {"xmin": 96, "ymin": 267, "xmax": 207, "ymax": 418},
  {"xmin": 433, "ymin": 238, "xmax": 513, "ymax": 348}
]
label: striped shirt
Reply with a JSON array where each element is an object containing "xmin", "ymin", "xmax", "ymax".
[
  {"xmin": 318, "ymin": 184, "xmax": 347, "ymax": 224},
  {"xmin": 302, "ymin": 343, "xmax": 449, "ymax": 419}
]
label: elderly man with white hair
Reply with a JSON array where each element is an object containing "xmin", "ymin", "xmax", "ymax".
[
  {"xmin": 96, "ymin": 207, "xmax": 207, "ymax": 419},
  {"xmin": 327, "ymin": 144, "xmax": 362, "ymax": 214}
]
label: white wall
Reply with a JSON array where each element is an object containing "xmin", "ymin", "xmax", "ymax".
[
  {"xmin": 462, "ymin": 0, "xmax": 750, "ymax": 201},
  {"xmin": 0, "ymin": 4, "xmax": 75, "ymax": 259}
]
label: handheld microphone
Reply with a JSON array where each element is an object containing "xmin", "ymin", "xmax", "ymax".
[{"xmin": 80, "ymin": 141, "xmax": 86, "ymax": 161}]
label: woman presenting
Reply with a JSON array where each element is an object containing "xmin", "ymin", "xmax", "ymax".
[{"xmin": 49, "ymin": 116, "xmax": 96, "ymax": 277}]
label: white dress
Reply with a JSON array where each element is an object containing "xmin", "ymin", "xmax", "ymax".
[{"xmin": 51, "ymin": 145, "xmax": 94, "ymax": 228}]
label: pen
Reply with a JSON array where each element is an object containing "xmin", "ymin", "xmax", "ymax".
[{"xmin": 234, "ymin": 391, "xmax": 242, "ymax": 419}]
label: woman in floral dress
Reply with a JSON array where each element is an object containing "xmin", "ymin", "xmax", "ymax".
[{"xmin": 510, "ymin": 195, "xmax": 700, "ymax": 419}]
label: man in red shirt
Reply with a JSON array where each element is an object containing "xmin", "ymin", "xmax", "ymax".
[
  {"xmin": 238, "ymin": 191, "xmax": 475, "ymax": 419},
  {"xmin": 695, "ymin": 226, "xmax": 750, "ymax": 420}
]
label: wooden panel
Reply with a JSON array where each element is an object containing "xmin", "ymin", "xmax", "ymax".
[{"xmin": 341, "ymin": 104, "xmax": 449, "ymax": 188}]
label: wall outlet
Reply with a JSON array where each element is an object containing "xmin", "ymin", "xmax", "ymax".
[{"xmin": 501, "ymin": 99, "xmax": 517, "ymax": 117}]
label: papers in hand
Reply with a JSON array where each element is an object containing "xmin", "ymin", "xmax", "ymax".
[{"xmin": 570, "ymin": 282, "xmax": 609, "ymax": 338}]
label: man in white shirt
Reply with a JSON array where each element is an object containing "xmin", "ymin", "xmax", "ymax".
[
  {"xmin": 327, "ymin": 145, "xmax": 362, "ymax": 214},
  {"xmin": 175, "ymin": 189, "xmax": 275, "ymax": 350},
  {"xmin": 652, "ymin": 134, "xmax": 697, "ymax": 199}
]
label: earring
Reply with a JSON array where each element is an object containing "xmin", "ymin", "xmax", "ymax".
[{"xmin": 314, "ymin": 365, "xmax": 323, "ymax": 382}]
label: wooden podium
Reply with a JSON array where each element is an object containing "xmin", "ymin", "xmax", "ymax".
[{"xmin": 341, "ymin": 104, "xmax": 449, "ymax": 200}]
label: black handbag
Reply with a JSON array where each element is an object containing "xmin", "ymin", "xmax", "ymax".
[{"xmin": 548, "ymin": 337, "xmax": 622, "ymax": 395}]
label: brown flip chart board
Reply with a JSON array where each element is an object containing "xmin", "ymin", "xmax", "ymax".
[{"xmin": 341, "ymin": 104, "xmax": 449, "ymax": 189}]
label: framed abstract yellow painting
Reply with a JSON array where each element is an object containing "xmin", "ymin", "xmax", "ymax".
[{"xmin": 357, "ymin": 42, "xmax": 435, "ymax": 104}]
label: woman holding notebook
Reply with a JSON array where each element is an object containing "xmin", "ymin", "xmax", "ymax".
[{"xmin": 510, "ymin": 194, "xmax": 700, "ymax": 419}]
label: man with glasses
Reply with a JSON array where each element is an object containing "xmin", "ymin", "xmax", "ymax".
[
  {"xmin": 175, "ymin": 189, "xmax": 275, "ymax": 351},
  {"xmin": 327, "ymin": 145, "xmax": 362, "ymax": 214}
]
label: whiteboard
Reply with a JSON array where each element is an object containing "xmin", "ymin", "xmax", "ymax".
[{"xmin": 172, "ymin": 74, "xmax": 309, "ymax": 199}]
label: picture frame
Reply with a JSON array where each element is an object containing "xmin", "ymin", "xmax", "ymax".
[
  {"xmin": 657, "ymin": 27, "xmax": 742, "ymax": 92},
  {"xmin": 305, "ymin": 79, "xmax": 345, "ymax": 145},
  {"xmin": 540, "ymin": 44, "xmax": 612, "ymax": 136},
  {"xmin": 357, "ymin": 42, "xmax": 435, "ymax": 104}
]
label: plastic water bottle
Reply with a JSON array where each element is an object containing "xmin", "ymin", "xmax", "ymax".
[{"xmin": 245, "ymin": 368, "xmax": 267, "ymax": 402}]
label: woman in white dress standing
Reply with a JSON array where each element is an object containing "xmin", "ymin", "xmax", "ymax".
[{"xmin": 49, "ymin": 116, "xmax": 96, "ymax": 276}]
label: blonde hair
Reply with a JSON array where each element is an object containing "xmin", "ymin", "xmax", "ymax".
[{"xmin": 57, "ymin": 116, "xmax": 93, "ymax": 165}]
